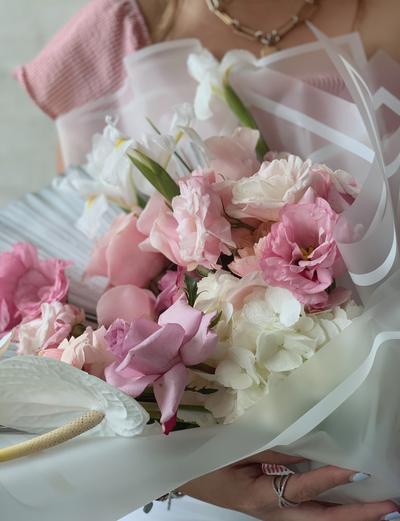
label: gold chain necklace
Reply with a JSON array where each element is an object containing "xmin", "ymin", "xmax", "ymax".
[{"xmin": 205, "ymin": 0, "xmax": 320, "ymax": 56}]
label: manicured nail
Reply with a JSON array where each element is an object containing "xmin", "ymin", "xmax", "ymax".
[
  {"xmin": 349, "ymin": 472, "xmax": 370, "ymax": 482},
  {"xmin": 382, "ymin": 512, "xmax": 400, "ymax": 521}
]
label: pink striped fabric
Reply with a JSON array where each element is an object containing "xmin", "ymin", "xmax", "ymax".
[{"xmin": 14, "ymin": 0, "xmax": 151, "ymax": 119}]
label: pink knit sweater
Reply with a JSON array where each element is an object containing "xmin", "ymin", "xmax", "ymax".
[{"xmin": 14, "ymin": 0, "xmax": 151, "ymax": 119}]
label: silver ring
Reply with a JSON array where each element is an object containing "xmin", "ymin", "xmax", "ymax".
[{"xmin": 272, "ymin": 475, "xmax": 299, "ymax": 509}]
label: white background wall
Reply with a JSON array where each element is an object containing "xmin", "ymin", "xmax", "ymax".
[{"xmin": 0, "ymin": 0, "xmax": 86, "ymax": 207}]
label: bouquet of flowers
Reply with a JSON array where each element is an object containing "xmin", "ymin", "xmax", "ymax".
[{"xmin": 1, "ymin": 26, "xmax": 400, "ymax": 520}]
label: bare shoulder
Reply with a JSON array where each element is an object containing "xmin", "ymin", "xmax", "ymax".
[
  {"xmin": 360, "ymin": 0, "xmax": 400, "ymax": 62},
  {"xmin": 136, "ymin": 0, "xmax": 170, "ymax": 40}
]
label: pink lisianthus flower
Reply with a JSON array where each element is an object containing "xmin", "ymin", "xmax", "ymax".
[
  {"xmin": 257, "ymin": 193, "xmax": 349, "ymax": 308},
  {"xmin": 205, "ymin": 128, "xmax": 260, "ymax": 181},
  {"xmin": 85, "ymin": 212, "xmax": 166, "ymax": 288},
  {"xmin": 138, "ymin": 171, "xmax": 235, "ymax": 270},
  {"xmin": 40, "ymin": 326, "xmax": 115, "ymax": 379},
  {"xmin": 16, "ymin": 302, "xmax": 85, "ymax": 355},
  {"xmin": 104, "ymin": 298, "xmax": 217, "ymax": 434},
  {"xmin": 310, "ymin": 164, "xmax": 359, "ymax": 214},
  {"xmin": 0, "ymin": 242, "xmax": 70, "ymax": 334}
]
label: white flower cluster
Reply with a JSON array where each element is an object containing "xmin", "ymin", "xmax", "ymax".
[{"xmin": 194, "ymin": 272, "xmax": 360, "ymax": 423}]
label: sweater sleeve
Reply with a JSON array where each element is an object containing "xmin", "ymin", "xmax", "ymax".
[{"xmin": 14, "ymin": 0, "xmax": 150, "ymax": 119}]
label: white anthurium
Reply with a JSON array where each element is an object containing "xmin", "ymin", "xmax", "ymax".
[{"xmin": 187, "ymin": 48, "xmax": 257, "ymax": 120}]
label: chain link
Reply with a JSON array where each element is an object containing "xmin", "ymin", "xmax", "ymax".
[{"xmin": 205, "ymin": 0, "xmax": 320, "ymax": 51}]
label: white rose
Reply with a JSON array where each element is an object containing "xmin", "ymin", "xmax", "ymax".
[{"xmin": 230, "ymin": 155, "xmax": 312, "ymax": 221}]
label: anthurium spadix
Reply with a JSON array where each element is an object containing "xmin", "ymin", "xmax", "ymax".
[
  {"xmin": 0, "ymin": 356, "xmax": 149, "ymax": 437},
  {"xmin": 187, "ymin": 48, "xmax": 269, "ymax": 159}
]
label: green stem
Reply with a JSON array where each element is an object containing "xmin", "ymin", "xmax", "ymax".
[{"xmin": 222, "ymin": 80, "xmax": 269, "ymax": 161}]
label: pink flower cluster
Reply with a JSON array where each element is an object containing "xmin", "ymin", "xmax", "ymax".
[
  {"xmin": 138, "ymin": 171, "xmax": 235, "ymax": 271},
  {"xmin": 0, "ymin": 242, "xmax": 70, "ymax": 334},
  {"xmin": 257, "ymin": 190, "xmax": 350, "ymax": 309},
  {"xmin": 0, "ymin": 129, "xmax": 360, "ymax": 435}
]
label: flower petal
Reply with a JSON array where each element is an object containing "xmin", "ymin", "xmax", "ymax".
[{"xmin": 153, "ymin": 363, "xmax": 189, "ymax": 426}]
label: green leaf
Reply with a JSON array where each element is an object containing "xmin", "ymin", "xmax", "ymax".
[
  {"xmin": 222, "ymin": 81, "xmax": 269, "ymax": 160},
  {"xmin": 136, "ymin": 191, "xmax": 149, "ymax": 209},
  {"xmin": 128, "ymin": 149, "xmax": 180, "ymax": 201},
  {"xmin": 184, "ymin": 274, "xmax": 198, "ymax": 307}
]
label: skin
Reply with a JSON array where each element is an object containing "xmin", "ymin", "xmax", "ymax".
[
  {"xmin": 138, "ymin": 0, "xmax": 400, "ymax": 61},
  {"xmin": 178, "ymin": 450, "xmax": 398, "ymax": 520}
]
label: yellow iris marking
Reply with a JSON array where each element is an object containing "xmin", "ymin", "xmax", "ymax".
[{"xmin": 115, "ymin": 137, "xmax": 126, "ymax": 149}]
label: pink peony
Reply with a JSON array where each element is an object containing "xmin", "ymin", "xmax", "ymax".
[
  {"xmin": 40, "ymin": 326, "xmax": 115, "ymax": 379},
  {"xmin": 97, "ymin": 284, "xmax": 156, "ymax": 327},
  {"xmin": 0, "ymin": 242, "xmax": 70, "ymax": 334},
  {"xmin": 104, "ymin": 298, "xmax": 217, "ymax": 434},
  {"xmin": 138, "ymin": 171, "xmax": 235, "ymax": 270},
  {"xmin": 17, "ymin": 302, "xmax": 85, "ymax": 355},
  {"xmin": 205, "ymin": 128, "xmax": 260, "ymax": 181},
  {"xmin": 257, "ymin": 195, "xmax": 347, "ymax": 308},
  {"xmin": 85, "ymin": 212, "xmax": 166, "ymax": 288}
]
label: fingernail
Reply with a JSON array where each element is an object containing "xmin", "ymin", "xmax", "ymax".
[
  {"xmin": 349, "ymin": 472, "xmax": 370, "ymax": 482},
  {"xmin": 382, "ymin": 512, "xmax": 400, "ymax": 521}
]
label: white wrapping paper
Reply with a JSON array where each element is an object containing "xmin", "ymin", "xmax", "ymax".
[{"xmin": 2, "ymin": 28, "xmax": 400, "ymax": 520}]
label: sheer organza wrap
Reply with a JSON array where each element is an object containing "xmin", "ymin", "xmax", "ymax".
[{"xmin": 2, "ymin": 27, "xmax": 400, "ymax": 520}]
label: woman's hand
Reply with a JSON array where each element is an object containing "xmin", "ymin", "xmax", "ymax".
[{"xmin": 179, "ymin": 450, "xmax": 398, "ymax": 521}]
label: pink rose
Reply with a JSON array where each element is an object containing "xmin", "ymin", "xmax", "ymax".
[
  {"xmin": 205, "ymin": 128, "xmax": 260, "ymax": 181},
  {"xmin": 257, "ymin": 195, "xmax": 347, "ymax": 308},
  {"xmin": 97, "ymin": 284, "xmax": 156, "ymax": 327},
  {"xmin": 17, "ymin": 302, "xmax": 85, "ymax": 355},
  {"xmin": 40, "ymin": 326, "xmax": 115, "ymax": 379},
  {"xmin": 104, "ymin": 298, "xmax": 217, "ymax": 434},
  {"xmin": 138, "ymin": 171, "xmax": 235, "ymax": 270},
  {"xmin": 85, "ymin": 212, "xmax": 166, "ymax": 288},
  {"xmin": 0, "ymin": 242, "xmax": 70, "ymax": 334}
]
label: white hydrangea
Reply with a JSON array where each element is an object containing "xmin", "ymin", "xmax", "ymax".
[{"xmin": 195, "ymin": 272, "xmax": 360, "ymax": 422}]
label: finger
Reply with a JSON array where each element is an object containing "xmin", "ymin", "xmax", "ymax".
[
  {"xmin": 284, "ymin": 465, "xmax": 366, "ymax": 503},
  {"xmin": 266, "ymin": 501, "xmax": 399, "ymax": 521},
  {"xmin": 318, "ymin": 501, "xmax": 399, "ymax": 521},
  {"xmin": 241, "ymin": 449, "xmax": 306, "ymax": 466}
]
